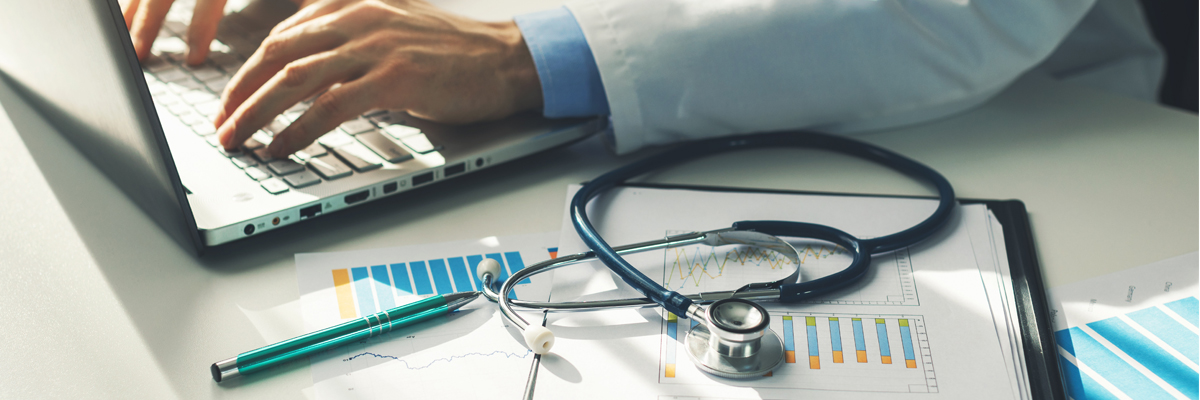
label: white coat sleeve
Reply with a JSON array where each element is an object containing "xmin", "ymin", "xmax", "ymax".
[{"xmin": 564, "ymin": 0, "xmax": 1096, "ymax": 154}]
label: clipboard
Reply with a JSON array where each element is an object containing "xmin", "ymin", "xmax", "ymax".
[{"xmin": 610, "ymin": 182, "xmax": 1067, "ymax": 400}]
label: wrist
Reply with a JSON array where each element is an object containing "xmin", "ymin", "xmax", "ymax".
[{"xmin": 493, "ymin": 21, "xmax": 544, "ymax": 115}]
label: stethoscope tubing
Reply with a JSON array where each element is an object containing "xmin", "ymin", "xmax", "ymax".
[{"xmin": 570, "ymin": 130, "xmax": 956, "ymax": 318}]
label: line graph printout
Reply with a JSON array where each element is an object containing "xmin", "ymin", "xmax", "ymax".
[
  {"xmin": 295, "ymin": 232, "xmax": 558, "ymax": 400},
  {"xmin": 662, "ymin": 234, "xmax": 918, "ymax": 306},
  {"xmin": 660, "ymin": 311, "xmax": 937, "ymax": 393},
  {"xmin": 1048, "ymin": 252, "xmax": 1198, "ymax": 400}
]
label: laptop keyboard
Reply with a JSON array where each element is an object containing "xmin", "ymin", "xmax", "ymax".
[{"xmin": 141, "ymin": 10, "xmax": 438, "ymax": 196}]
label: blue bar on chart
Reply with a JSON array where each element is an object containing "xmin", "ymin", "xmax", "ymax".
[
  {"xmin": 428, "ymin": 259, "xmax": 454, "ymax": 294},
  {"xmin": 1127, "ymin": 306, "xmax": 1199, "ymax": 363},
  {"xmin": 899, "ymin": 319, "xmax": 917, "ymax": 368},
  {"xmin": 1164, "ymin": 297, "xmax": 1198, "ymax": 327},
  {"xmin": 504, "ymin": 252, "xmax": 532, "ymax": 284},
  {"xmin": 446, "ymin": 257, "xmax": 474, "ymax": 291},
  {"xmin": 782, "ymin": 316, "xmax": 796, "ymax": 363},
  {"xmin": 369, "ymin": 264, "xmax": 395, "ymax": 310},
  {"xmin": 806, "ymin": 317, "xmax": 819, "ymax": 369},
  {"xmin": 486, "ymin": 253, "xmax": 508, "ymax": 282},
  {"xmin": 409, "ymin": 261, "xmax": 434, "ymax": 295},
  {"xmin": 1058, "ymin": 353, "xmax": 1117, "ymax": 400},
  {"xmin": 664, "ymin": 312, "xmax": 678, "ymax": 378},
  {"xmin": 852, "ymin": 318, "xmax": 867, "ymax": 363},
  {"xmin": 829, "ymin": 317, "xmax": 843, "ymax": 363},
  {"xmin": 466, "ymin": 255, "xmax": 486, "ymax": 289},
  {"xmin": 389, "ymin": 263, "xmax": 413, "ymax": 297},
  {"xmin": 1056, "ymin": 327, "xmax": 1174, "ymax": 399},
  {"xmin": 351, "ymin": 267, "xmax": 376, "ymax": 316},
  {"xmin": 876, "ymin": 319, "xmax": 891, "ymax": 364},
  {"xmin": 1087, "ymin": 316, "xmax": 1198, "ymax": 398}
]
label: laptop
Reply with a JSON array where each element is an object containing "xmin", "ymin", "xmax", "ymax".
[{"xmin": 0, "ymin": 0, "xmax": 602, "ymax": 254}]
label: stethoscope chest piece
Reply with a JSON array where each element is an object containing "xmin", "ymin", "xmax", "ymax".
[{"xmin": 684, "ymin": 298, "xmax": 785, "ymax": 379}]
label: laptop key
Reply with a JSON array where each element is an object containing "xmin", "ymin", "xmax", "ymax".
[
  {"xmin": 194, "ymin": 100, "xmax": 222, "ymax": 118},
  {"xmin": 284, "ymin": 171, "xmax": 321, "ymax": 188},
  {"xmin": 339, "ymin": 118, "xmax": 375, "ymax": 135},
  {"xmin": 381, "ymin": 124, "xmax": 421, "ymax": 139},
  {"xmin": 260, "ymin": 178, "xmax": 289, "ymax": 194},
  {"xmin": 399, "ymin": 133, "xmax": 435, "ymax": 154},
  {"xmin": 307, "ymin": 155, "xmax": 352, "ymax": 180},
  {"xmin": 191, "ymin": 124, "xmax": 216, "ymax": 136},
  {"xmin": 182, "ymin": 90, "xmax": 218, "ymax": 105},
  {"xmin": 317, "ymin": 130, "xmax": 355, "ymax": 148},
  {"xmin": 186, "ymin": 66, "xmax": 223, "ymax": 81},
  {"xmin": 204, "ymin": 76, "xmax": 230, "ymax": 93},
  {"xmin": 155, "ymin": 67, "xmax": 189, "ymax": 82},
  {"xmin": 231, "ymin": 155, "xmax": 257, "ymax": 169},
  {"xmin": 253, "ymin": 148, "xmax": 277, "ymax": 163},
  {"xmin": 297, "ymin": 142, "xmax": 327, "ymax": 159},
  {"xmin": 267, "ymin": 159, "xmax": 305, "ymax": 176},
  {"xmin": 245, "ymin": 166, "xmax": 271, "ymax": 181},
  {"xmin": 357, "ymin": 130, "xmax": 413, "ymax": 163},
  {"xmin": 329, "ymin": 143, "xmax": 382, "ymax": 172}
]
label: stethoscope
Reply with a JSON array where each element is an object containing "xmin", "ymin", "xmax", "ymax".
[{"xmin": 476, "ymin": 131, "xmax": 955, "ymax": 379}]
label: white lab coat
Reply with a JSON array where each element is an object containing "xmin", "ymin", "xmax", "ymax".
[{"xmin": 565, "ymin": 0, "xmax": 1163, "ymax": 154}]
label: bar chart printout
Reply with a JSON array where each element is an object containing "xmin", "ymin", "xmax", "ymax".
[
  {"xmin": 1056, "ymin": 296, "xmax": 1200, "ymax": 400},
  {"xmin": 295, "ymin": 233, "xmax": 560, "ymax": 400},
  {"xmin": 1048, "ymin": 252, "xmax": 1199, "ymax": 400},
  {"xmin": 659, "ymin": 311, "xmax": 937, "ymax": 393},
  {"xmin": 330, "ymin": 250, "xmax": 552, "ymax": 320}
]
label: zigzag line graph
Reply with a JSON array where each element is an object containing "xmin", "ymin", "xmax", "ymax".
[
  {"xmin": 344, "ymin": 349, "xmax": 533, "ymax": 370},
  {"xmin": 664, "ymin": 244, "xmax": 844, "ymax": 289}
]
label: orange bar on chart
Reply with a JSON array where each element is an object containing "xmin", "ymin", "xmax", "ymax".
[
  {"xmin": 332, "ymin": 269, "xmax": 356, "ymax": 319},
  {"xmin": 881, "ymin": 356, "xmax": 892, "ymax": 364},
  {"xmin": 786, "ymin": 351, "xmax": 796, "ymax": 363},
  {"xmin": 833, "ymin": 351, "xmax": 844, "ymax": 363},
  {"xmin": 665, "ymin": 364, "xmax": 676, "ymax": 378},
  {"xmin": 857, "ymin": 350, "xmax": 867, "ymax": 363},
  {"xmin": 809, "ymin": 355, "xmax": 820, "ymax": 369},
  {"xmin": 906, "ymin": 359, "xmax": 918, "ymax": 368}
]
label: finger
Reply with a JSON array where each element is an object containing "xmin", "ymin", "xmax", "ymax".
[
  {"xmin": 214, "ymin": 16, "xmax": 347, "ymax": 126},
  {"xmin": 217, "ymin": 52, "xmax": 363, "ymax": 150},
  {"xmin": 268, "ymin": 78, "xmax": 374, "ymax": 157},
  {"xmin": 269, "ymin": 0, "xmax": 350, "ymax": 36},
  {"xmin": 122, "ymin": 0, "xmax": 143, "ymax": 29},
  {"xmin": 129, "ymin": 0, "xmax": 175, "ymax": 60},
  {"xmin": 186, "ymin": 0, "xmax": 227, "ymax": 65}
]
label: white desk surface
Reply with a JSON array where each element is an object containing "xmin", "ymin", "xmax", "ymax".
[{"xmin": 0, "ymin": 70, "xmax": 1195, "ymax": 398}]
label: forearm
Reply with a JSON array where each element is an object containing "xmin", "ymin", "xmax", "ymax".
[{"xmin": 567, "ymin": 0, "xmax": 1096, "ymax": 153}]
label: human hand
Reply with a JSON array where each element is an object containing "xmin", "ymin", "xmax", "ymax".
[
  {"xmin": 122, "ymin": 0, "xmax": 306, "ymax": 65},
  {"xmin": 213, "ymin": 0, "xmax": 543, "ymax": 158}
]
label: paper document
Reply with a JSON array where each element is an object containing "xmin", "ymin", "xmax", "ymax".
[
  {"xmin": 538, "ymin": 186, "xmax": 1027, "ymax": 399},
  {"xmin": 1048, "ymin": 252, "xmax": 1199, "ymax": 400},
  {"xmin": 294, "ymin": 232, "xmax": 559, "ymax": 400}
]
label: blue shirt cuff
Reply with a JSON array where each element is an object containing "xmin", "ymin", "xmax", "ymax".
[{"xmin": 514, "ymin": 6, "xmax": 610, "ymax": 118}]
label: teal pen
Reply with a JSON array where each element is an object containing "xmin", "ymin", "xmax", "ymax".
[{"xmin": 211, "ymin": 291, "xmax": 480, "ymax": 382}]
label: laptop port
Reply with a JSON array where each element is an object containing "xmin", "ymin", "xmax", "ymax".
[
  {"xmin": 344, "ymin": 190, "xmax": 370, "ymax": 204},
  {"xmin": 444, "ymin": 162, "xmax": 466, "ymax": 177},
  {"xmin": 300, "ymin": 204, "xmax": 322, "ymax": 219},
  {"xmin": 243, "ymin": 224, "xmax": 255, "ymax": 235},
  {"xmin": 383, "ymin": 182, "xmax": 398, "ymax": 194},
  {"xmin": 413, "ymin": 171, "xmax": 434, "ymax": 186}
]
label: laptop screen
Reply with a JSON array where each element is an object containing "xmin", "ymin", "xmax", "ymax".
[{"xmin": 0, "ymin": 0, "xmax": 203, "ymax": 254}]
